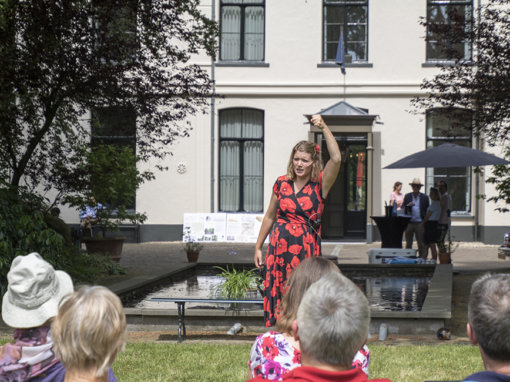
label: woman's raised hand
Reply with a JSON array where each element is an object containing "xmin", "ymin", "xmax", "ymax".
[{"xmin": 311, "ymin": 114, "xmax": 325, "ymax": 130}]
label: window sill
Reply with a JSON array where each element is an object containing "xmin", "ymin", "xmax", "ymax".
[
  {"xmin": 422, "ymin": 60, "xmax": 474, "ymax": 67},
  {"xmin": 451, "ymin": 213, "xmax": 474, "ymax": 220},
  {"xmin": 317, "ymin": 62, "xmax": 373, "ymax": 68},
  {"xmin": 215, "ymin": 61, "xmax": 270, "ymax": 68}
]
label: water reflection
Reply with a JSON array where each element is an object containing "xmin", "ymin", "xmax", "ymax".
[{"xmin": 351, "ymin": 276, "xmax": 429, "ymax": 312}]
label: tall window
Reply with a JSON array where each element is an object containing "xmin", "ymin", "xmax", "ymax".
[
  {"xmin": 323, "ymin": 0, "xmax": 368, "ymax": 62},
  {"xmin": 91, "ymin": 107, "xmax": 137, "ymax": 209},
  {"xmin": 426, "ymin": 108, "xmax": 472, "ymax": 214},
  {"xmin": 426, "ymin": 0, "xmax": 473, "ymax": 61},
  {"xmin": 220, "ymin": 0, "xmax": 265, "ymax": 61},
  {"xmin": 92, "ymin": 0, "xmax": 138, "ymax": 62},
  {"xmin": 219, "ymin": 109, "xmax": 264, "ymax": 212}
]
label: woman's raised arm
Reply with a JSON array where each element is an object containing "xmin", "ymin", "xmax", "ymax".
[{"xmin": 310, "ymin": 114, "xmax": 341, "ymax": 198}]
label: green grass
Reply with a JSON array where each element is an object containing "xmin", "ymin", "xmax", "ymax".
[{"xmin": 112, "ymin": 343, "xmax": 484, "ymax": 382}]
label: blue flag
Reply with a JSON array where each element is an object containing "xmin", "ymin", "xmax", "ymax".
[{"xmin": 335, "ymin": 28, "xmax": 346, "ymax": 75}]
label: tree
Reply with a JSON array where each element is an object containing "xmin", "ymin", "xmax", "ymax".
[
  {"xmin": 0, "ymin": 0, "xmax": 217, "ymax": 198},
  {"xmin": 412, "ymin": 0, "xmax": 510, "ymax": 210},
  {"xmin": 483, "ymin": 147, "xmax": 510, "ymax": 213}
]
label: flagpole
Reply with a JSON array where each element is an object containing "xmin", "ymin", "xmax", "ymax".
[
  {"xmin": 343, "ymin": 72, "xmax": 346, "ymax": 101},
  {"xmin": 336, "ymin": 28, "xmax": 346, "ymax": 101}
]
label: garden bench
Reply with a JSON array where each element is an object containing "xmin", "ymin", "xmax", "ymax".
[{"xmin": 150, "ymin": 297, "xmax": 263, "ymax": 342}]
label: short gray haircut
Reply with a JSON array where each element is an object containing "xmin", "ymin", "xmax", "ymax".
[
  {"xmin": 468, "ymin": 273, "xmax": 510, "ymax": 362},
  {"xmin": 297, "ymin": 272, "xmax": 370, "ymax": 367}
]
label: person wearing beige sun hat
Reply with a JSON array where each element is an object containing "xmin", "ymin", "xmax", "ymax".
[
  {"xmin": 0, "ymin": 252, "xmax": 117, "ymax": 382},
  {"xmin": 403, "ymin": 178, "xmax": 430, "ymax": 258}
]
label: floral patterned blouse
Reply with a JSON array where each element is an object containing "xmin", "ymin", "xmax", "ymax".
[{"xmin": 249, "ymin": 331, "xmax": 370, "ymax": 380}]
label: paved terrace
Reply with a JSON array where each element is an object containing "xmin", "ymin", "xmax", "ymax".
[{"xmin": 113, "ymin": 241, "xmax": 508, "ymax": 279}]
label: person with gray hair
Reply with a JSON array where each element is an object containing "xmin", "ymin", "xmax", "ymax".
[
  {"xmin": 462, "ymin": 273, "xmax": 510, "ymax": 382},
  {"xmin": 247, "ymin": 271, "xmax": 391, "ymax": 382}
]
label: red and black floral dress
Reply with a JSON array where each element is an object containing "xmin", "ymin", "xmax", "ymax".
[{"xmin": 263, "ymin": 172, "xmax": 325, "ymax": 327}]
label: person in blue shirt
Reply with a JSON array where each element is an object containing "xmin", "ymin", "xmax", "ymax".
[{"xmin": 79, "ymin": 196, "xmax": 103, "ymax": 237}]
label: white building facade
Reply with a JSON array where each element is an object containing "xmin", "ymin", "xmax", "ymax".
[{"xmin": 63, "ymin": 0, "xmax": 509, "ymax": 244}]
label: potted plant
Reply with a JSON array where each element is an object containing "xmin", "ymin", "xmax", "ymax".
[
  {"xmin": 183, "ymin": 241, "xmax": 203, "ymax": 263},
  {"xmin": 64, "ymin": 144, "xmax": 151, "ymax": 262},
  {"xmin": 439, "ymin": 240, "xmax": 459, "ymax": 264}
]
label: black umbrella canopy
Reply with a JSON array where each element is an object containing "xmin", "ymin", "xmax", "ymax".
[{"xmin": 384, "ymin": 143, "xmax": 510, "ymax": 169}]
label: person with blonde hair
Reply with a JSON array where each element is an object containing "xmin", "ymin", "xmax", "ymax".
[
  {"xmin": 51, "ymin": 286, "xmax": 125, "ymax": 382},
  {"xmin": 249, "ymin": 272, "xmax": 390, "ymax": 382},
  {"xmin": 254, "ymin": 114, "xmax": 341, "ymax": 327},
  {"xmin": 249, "ymin": 257, "xmax": 370, "ymax": 380}
]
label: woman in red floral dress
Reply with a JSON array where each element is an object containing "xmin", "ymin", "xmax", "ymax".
[{"xmin": 254, "ymin": 114, "xmax": 341, "ymax": 326}]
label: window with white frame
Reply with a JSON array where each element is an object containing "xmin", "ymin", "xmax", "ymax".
[
  {"xmin": 426, "ymin": 0, "xmax": 473, "ymax": 61},
  {"xmin": 219, "ymin": 109, "xmax": 264, "ymax": 212},
  {"xmin": 323, "ymin": 0, "xmax": 368, "ymax": 62},
  {"xmin": 425, "ymin": 108, "xmax": 472, "ymax": 214},
  {"xmin": 220, "ymin": 0, "xmax": 265, "ymax": 61}
]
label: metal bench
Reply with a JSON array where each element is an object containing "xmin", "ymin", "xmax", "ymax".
[{"xmin": 150, "ymin": 297, "xmax": 263, "ymax": 342}]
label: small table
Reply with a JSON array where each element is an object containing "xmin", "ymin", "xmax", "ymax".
[
  {"xmin": 370, "ymin": 215, "xmax": 411, "ymax": 248},
  {"xmin": 150, "ymin": 297, "xmax": 263, "ymax": 342}
]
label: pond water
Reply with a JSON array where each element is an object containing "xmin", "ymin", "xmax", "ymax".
[{"xmin": 129, "ymin": 267, "xmax": 430, "ymax": 312}]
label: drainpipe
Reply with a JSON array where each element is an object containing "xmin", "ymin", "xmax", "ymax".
[
  {"xmin": 210, "ymin": 0, "xmax": 216, "ymax": 212},
  {"xmin": 474, "ymin": 0, "xmax": 481, "ymax": 242}
]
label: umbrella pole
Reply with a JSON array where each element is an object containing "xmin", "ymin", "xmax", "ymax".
[{"xmin": 448, "ymin": 222, "xmax": 451, "ymax": 254}]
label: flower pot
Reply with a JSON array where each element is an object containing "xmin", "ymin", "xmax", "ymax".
[
  {"xmin": 438, "ymin": 252, "xmax": 451, "ymax": 264},
  {"xmin": 83, "ymin": 236, "xmax": 125, "ymax": 263},
  {"xmin": 186, "ymin": 251, "xmax": 199, "ymax": 263}
]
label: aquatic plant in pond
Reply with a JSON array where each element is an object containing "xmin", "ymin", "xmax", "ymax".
[{"xmin": 213, "ymin": 266, "xmax": 262, "ymax": 299}]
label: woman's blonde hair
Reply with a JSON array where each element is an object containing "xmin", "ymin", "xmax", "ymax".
[
  {"xmin": 51, "ymin": 286, "xmax": 126, "ymax": 378},
  {"xmin": 276, "ymin": 257, "xmax": 340, "ymax": 334},
  {"xmin": 286, "ymin": 140, "xmax": 323, "ymax": 181}
]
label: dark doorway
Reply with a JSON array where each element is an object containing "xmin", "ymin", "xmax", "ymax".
[{"xmin": 321, "ymin": 135, "xmax": 367, "ymax": 240}]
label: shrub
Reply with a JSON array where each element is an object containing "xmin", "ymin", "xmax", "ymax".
[{"xmin": 0, "ymin": 181, "xmax": 123, "ymax": 294}]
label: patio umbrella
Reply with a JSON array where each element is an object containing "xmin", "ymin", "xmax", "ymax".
[{"xmin": 384, "ymin": 143, "xmax": 510, "ymax": 169}]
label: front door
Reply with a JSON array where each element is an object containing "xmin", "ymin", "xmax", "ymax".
[{"xmin": 321, "ymin": 135, "xmax": 367, "ymax": 240}]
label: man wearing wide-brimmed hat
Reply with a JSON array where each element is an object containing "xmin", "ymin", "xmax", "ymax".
[{"xmin": 403, "ymin": 178, "xmax": 430, "ymax": 257}]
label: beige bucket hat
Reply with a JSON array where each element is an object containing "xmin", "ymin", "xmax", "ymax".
[
  {"xmin": 2, "ymin": 252, "xmax": 74, "ymax": 328},
  {"xmin": 409, "ymin": 178, "xmax": 424, "ymax": 187}
]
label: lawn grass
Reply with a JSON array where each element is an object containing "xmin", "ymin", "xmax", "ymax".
[{"xmin": 112, "ymin": 342, "xmax": 484, "ymax": 382}]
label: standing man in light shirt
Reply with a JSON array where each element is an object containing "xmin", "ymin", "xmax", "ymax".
[
  {"xmin": 437, "ymin": 180, "xmax": 452, "ymax": 263},
  {"xmin": 403, "ymin": 178, "xmax": 430, "ymax": 257}
]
